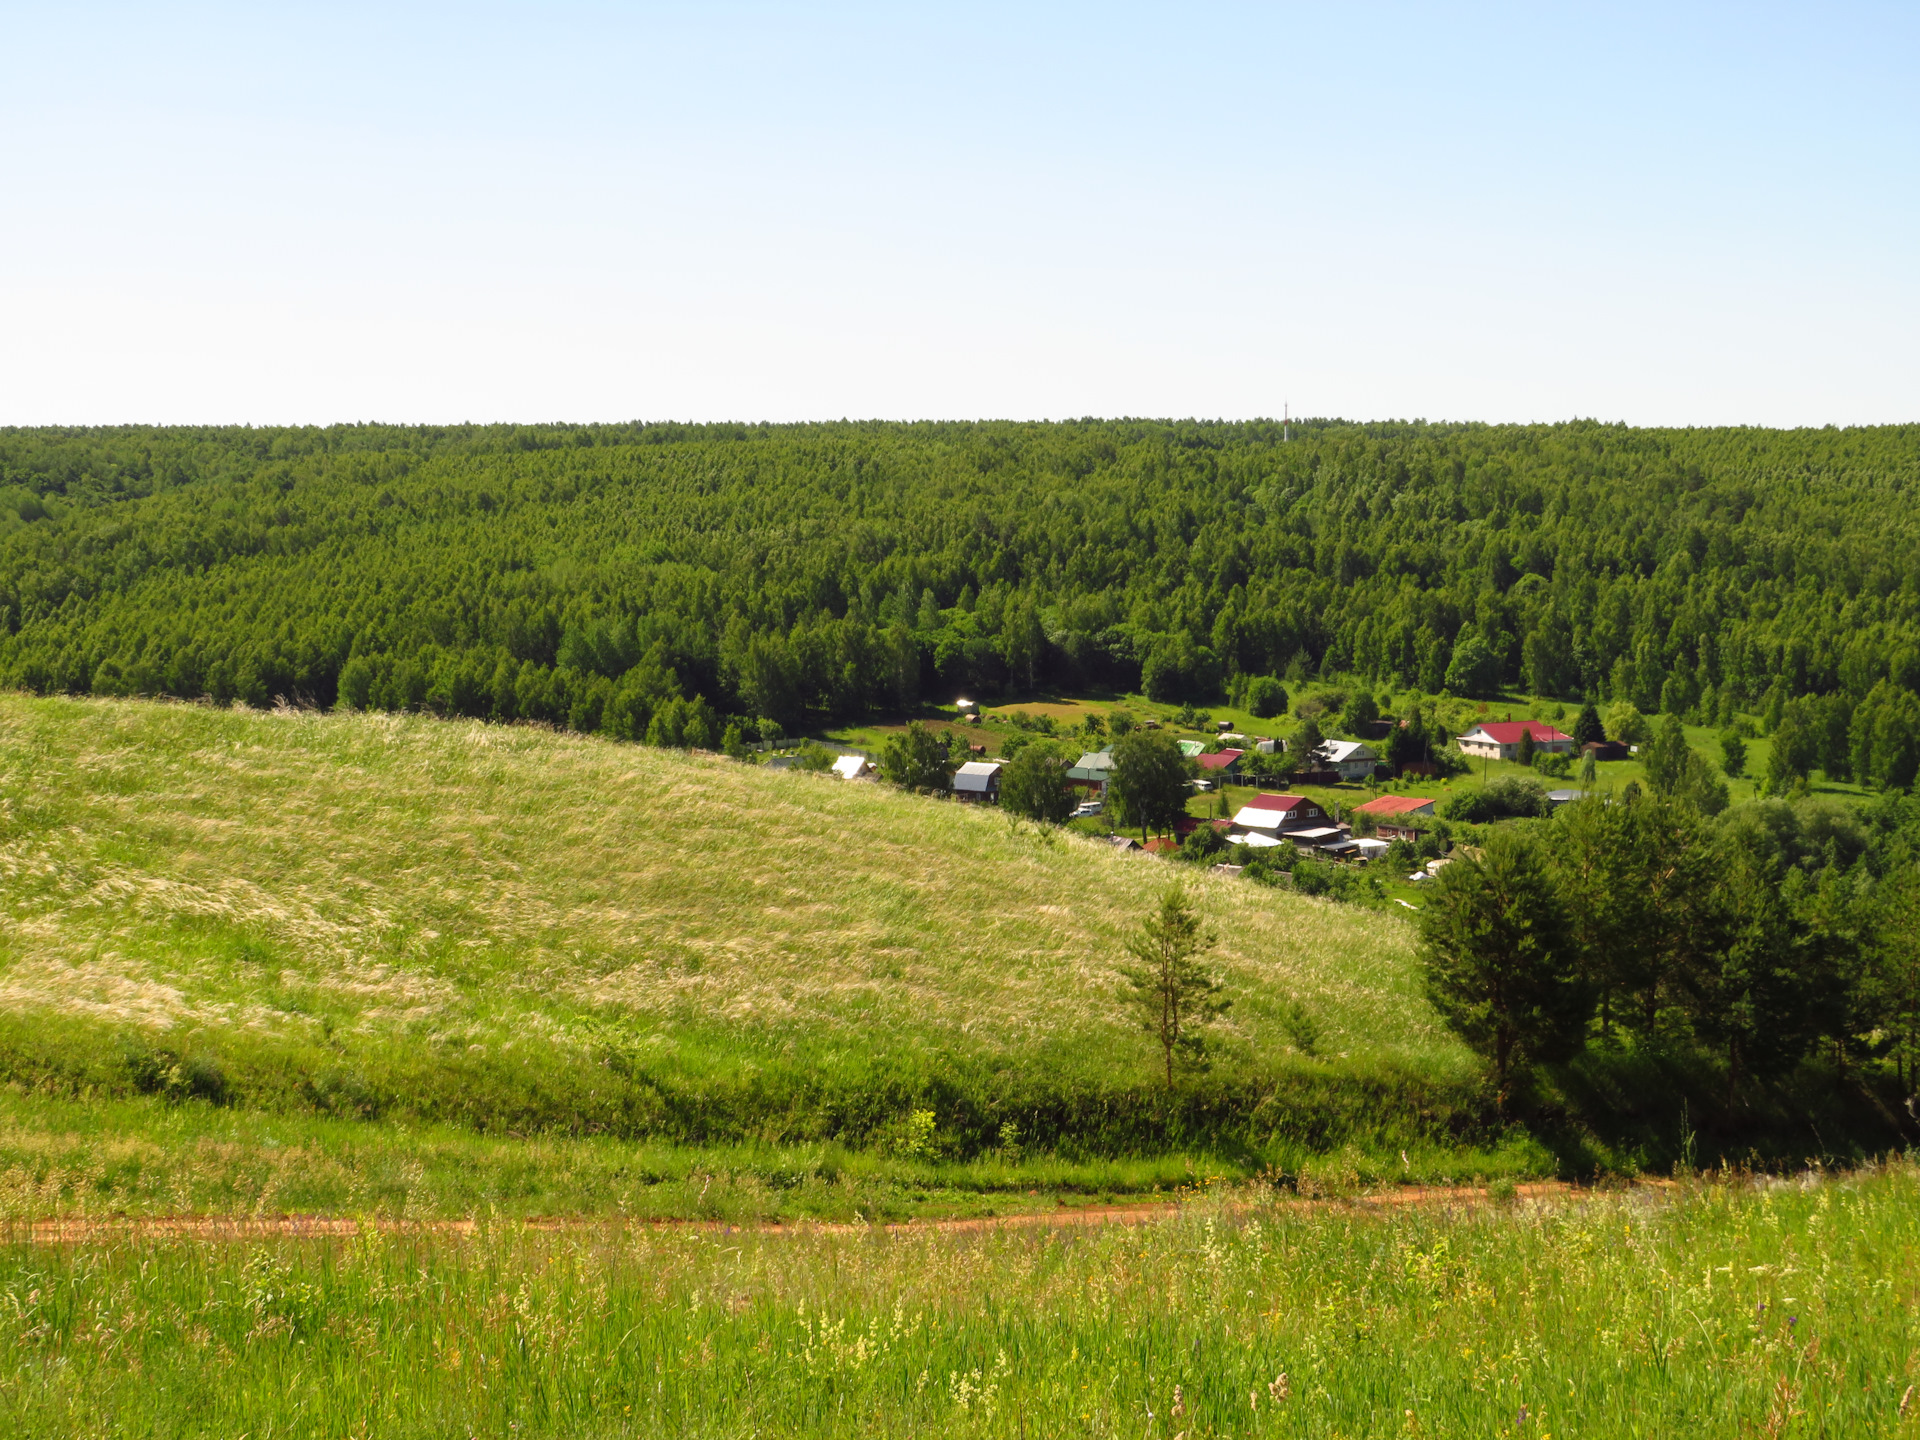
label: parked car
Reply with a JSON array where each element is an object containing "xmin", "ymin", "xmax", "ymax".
[{"xmin": 1072, "ymin": 800, "xmax": 1103, "ymax": 818}]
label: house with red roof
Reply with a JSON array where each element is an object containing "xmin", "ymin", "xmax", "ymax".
[
  {"xmin": 1194, "ymin": 748, "xmax": 1244, "ymax": 780},
  {"xmin": 1351, "ymin": 793, "xmax": 1437, "ymax": 841},
  {"xmin": 1229, "ymin": 792, "xmax": 1334, "ymax": 834},
  {"xmin": 1456, "ymin": 720, "xmax": 1574, "ymax": 762}
]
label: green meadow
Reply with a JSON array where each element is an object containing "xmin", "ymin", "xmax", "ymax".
[{"xmin": 4, "ymin": 1166, "xmax": 1917, "ymax": 1438}]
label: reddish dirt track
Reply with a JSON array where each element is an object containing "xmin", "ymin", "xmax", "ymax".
[{"xmin": 10, "ymin": 1181, "xmax": 1630, "ymax": 1245}]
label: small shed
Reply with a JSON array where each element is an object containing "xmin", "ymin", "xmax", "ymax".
[
  {"xmin": 1289, "ymin": 825, "xmax": 1351, "ymax": 850},
  {"xmin": 953, "ymin": 760, "xmax": 1003, "ymax": 803},
  {"xmin": 831, "ymin": 754, "xmax": 875, "ymax": 780},
  {"xmin": 1582, "ymin": 740, "xmax": 1629, "ymax": 762}
]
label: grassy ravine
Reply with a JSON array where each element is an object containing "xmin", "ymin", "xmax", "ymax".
[
  {"xmin": 5, "ymin": 1167, "xmax": 1919, "ymax": 1437},
  {"xmin": 0, "ymin": 694, "xmax": 1501, "ymax": 1180},
  {"xmin": 0, "ymin": 1090, "xmax": 1542, "ymax": 1223}
]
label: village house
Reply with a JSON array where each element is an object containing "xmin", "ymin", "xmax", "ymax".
[
  {"xmin": 1350, "ymin": 793, "xmax": 1436, "ymax": 841},
  {"xmin": 1455, "ymin": 720, "xmax": 1574, "ymax": 762},
  {"xmin": 1312, "ymin": 738, "xmax": 1380, "ymax": 781},
  {"xmin": 1228, "ymin": 792, "xmax": 1334, "ymax": 835},
  {"xmin": 1194, "ymin": 748, "xmax": 1244, "ymax": 781},
  {"xmin": 1067, "ymin": 749, "xmax": 1114, "ymax": 793},
  {"xmin": 952, "ymin": 759, "xmax": 1003, "ymax": 803}
]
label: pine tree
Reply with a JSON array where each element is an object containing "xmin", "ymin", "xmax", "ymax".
[
  {"xmin": 1719, "ymin": 729, "xmax": 1747, "ymax": 777},
  {"xmin": 1118, "ymin": 887, "xmax": 1229, "ymax": 1087},
  {"xmin": 1418, "ymin": 829, "xmax": 1586, "ymax": 1107}
]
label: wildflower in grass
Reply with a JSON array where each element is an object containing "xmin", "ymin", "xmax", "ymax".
[
  {"xmin": 1268, "ymin": 1372, "xmax": 1291, "ymax": 1404},
  {"xmin": 1171, "ymin": 1384, "xmax": 1185, "ymax": 1419}
]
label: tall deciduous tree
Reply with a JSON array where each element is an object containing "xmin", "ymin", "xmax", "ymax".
[
  {"xmin": 1642, "ymin": 713, "xmax": 1692, "ymax": 796},
  {"xmin": 1118, "ymin": 886, "xmax": 1229, "ymax": 1088},
  {"xmin": 1107, "ymin": 730, "xmax": 1194, "ymax": 841},
  {"xmin": 879, "ymin": 721, "xmax": 955, "ymax": 793},
  {"xmin": 1444, "ymin": 632, "xmax": 1501, "ymax": 698},
  {"xmin": 999, "ymin": 740, "xmax": 1075, "ymax": 824},
  {"xmin": 1418, "ymin": 829, "xmax": 1586, "ymax": 1106}
]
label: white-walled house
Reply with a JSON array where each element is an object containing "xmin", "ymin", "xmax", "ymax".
[
  {"xmin": 1455, "ymin": 721, "xmax": 1574, "ymax": 762},
  {"xmin": 1312, "ymin": 739, "xmax": 1380, "ymax": 781}
]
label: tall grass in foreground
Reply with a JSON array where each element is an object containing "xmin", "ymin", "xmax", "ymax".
[{"xmin": 5, "ymin": 1166, "xmax": 1917, "ymax": 1438}]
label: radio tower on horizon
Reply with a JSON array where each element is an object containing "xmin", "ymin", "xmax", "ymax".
[{"xmin": 1283, "ymin": 402, "xmax": 1291, "ymax": 442}]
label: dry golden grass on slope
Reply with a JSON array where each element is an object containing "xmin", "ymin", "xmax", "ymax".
[{"xmin": 0, "ymin": 695, "xmax": 1457, "ymax": 1072}]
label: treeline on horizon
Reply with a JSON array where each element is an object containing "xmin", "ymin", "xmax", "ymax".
[{"xmin": 3, "ymin": 418, "xmax": 1919, "ymax": 786}]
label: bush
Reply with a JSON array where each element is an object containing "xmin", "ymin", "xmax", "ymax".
[
  {"xmin": 1289, "ymin": 858, "xmax": 1384, "ymax": 906},
  {"xmin": 1605, "ymin": 702, "xmax": 1651, "ymax": 746},
  {"xmin": 1244, "ymin": 676, "xmax": 1289, "ymax": 719},
  {"xmin": 1176, "ymin": 824, "xmax": 1228, "ymax": 863},
  {"xmin": 1441, "ymin": 776, "xmax": 1551, "ymax": 823}
]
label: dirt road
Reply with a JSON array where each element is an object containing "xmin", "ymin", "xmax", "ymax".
[{"xmin": 11, "ymin": 1180, "xmax": 1614, "ymax": 1245}]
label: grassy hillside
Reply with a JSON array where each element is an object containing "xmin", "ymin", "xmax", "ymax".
[{"xmin": 0, "ymin": 696, "xmax": 1484, "ymax": 1179}]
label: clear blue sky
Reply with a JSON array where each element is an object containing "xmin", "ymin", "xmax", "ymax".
[{"xmin": 2, "ymin": 2, "xmax": 1914, "ymax": 426}]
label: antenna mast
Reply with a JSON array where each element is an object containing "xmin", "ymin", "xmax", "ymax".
[{"xmin": 1283, "ymin": 402, "xmax": 1291, "ymax": 443}]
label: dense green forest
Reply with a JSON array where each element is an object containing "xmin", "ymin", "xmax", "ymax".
[{"xmin": 3, "ymin": 421, "xmax": 1919, "ymax": 776}]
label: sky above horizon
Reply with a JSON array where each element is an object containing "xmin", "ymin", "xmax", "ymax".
[{"xmin": 2, "ymin": 2, "xmax": 1915, "ymax": 428}]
